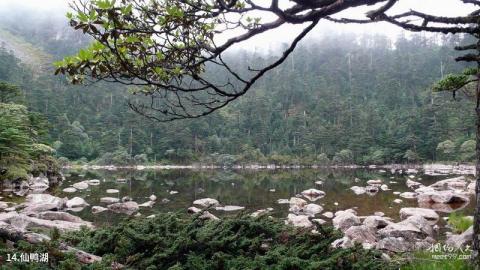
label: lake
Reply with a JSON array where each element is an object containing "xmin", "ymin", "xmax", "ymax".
[{"xmin": 53, "ymin": 168, "xmax": 475, "ymax": 230}]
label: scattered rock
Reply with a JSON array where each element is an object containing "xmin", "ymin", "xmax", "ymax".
[
  {"xmin": 193, "ymin": 198, "xmax": 220, "ymax": 208},
  {"xmin": 149, "ymin": 194, "xmax": 157, "ymax": 201},
  {"xmin": 28, "ymin": 175, "xmax": 49, "ymax": 190},
  {"xmin": 161, "ymin": 198, "xmax": 170, "ymax": 203},
  {"xmin": 350, "ymin": 186, "xmax": 366, "ymax": 195},
  {"xmin": 344, "ymin": 225, "xmax": 377, "ymax": 245},
  {"xmin": 92, "ymin": 206, "xmax": 107, "ymax": 214},
  {"xmin": 312, "ymin": 218, "xmax": 326, "ymax": 225},
  {"xmin": 393, "ymin": 199, "xmax": 403, "ymax": 204},
  {"xmin": 363, "ymin": 216, "xmax": 391, "ymax": 229},
  {"xmin": 406, "ymin": 179, "xmax": 423, "ymax": 189},
  {"xmin": 199, "ymin": 211, "xmax": 219, "ymax": 221},
  {"xmin": 277, "ymin": 199, "xmax": 289, "ymax": 204},
  {"xmin": 376, "ymin": 237, "xmax": 412, "ymax": 253},
  {"xmin": 106, "ymin": 189, "xmax": 119, "ymax": 194},
  {"xmin": 367, "ymin": 179, "xmax": 382, "ymax": 186},
  {"xmin": 301, "ymin": 188, "xmax": 325, "ymax": 197},
  {"xmin": 100, "ymin": 197, "xmax": 120, "ymax": 204},
  {"xmin": 399, "ymin": 192, "xmax": 417, "ymax": 199},
  {"xmin": 66, "ymin": 197, "xmax": 89, "ymax": 208},
  {"xmin": 269, "ymin": 189, "xmax": 276, "ymax": 192},
  {"xmin": 121, "ymin": 196, "xmax": 132, "ymax": 202},
  {"xmin": 169, "ymin": 190, "xmax": 179, "ymax": 195},
  {"xmin": 188, "ymin": 206, "xmax": 202, "ymax": 214},
  {"xmin": 289, "ymin": 197, "xmax": 307, "ymax": 207},
  {"xmin": 331, "ymin": 236, "xmax": 354, "ymax": 249},
  {"xmin": 63, "ymin": 187, "xmax": 77, "ymax": 193},
  {"xmin": 303, "ymin": 204, "xmax": 323, "ymax": 216},
  {"xmin": 332, "ymin": 211, "xmax": 361, "ymax": 232},
  {"xmin": 36, "ymin": 211, "xmax": 85, "ymax": 223},
  {"xmin": 215, "ymin": 205, "xmax": 245, "ymax": 211},
  {"xmin": 72, "ymin": 181, "xmax": 89, "ymax": 190},
  {"xmin": 446, "ymin": 226, "xmax": 473, "ymax": 249},
  {"xmin": 380, "ymin": 184, "xmax": 389, "ymax": 191},
  {"xmin": 286, "ymin": 214, "xmax": 313, "ymax": 228},
  {"xmin": 301, "ymin": 189, "xmax": 325, "ymax": 201},
  {"xmin": 86, "ymin": 179, "xmax": 100, "ymax": 185},
  {"xmin": 139, "ymin": 201, "xmax": 155, "ymax": 207},
  {"xmin": 251, "ymin": 208, "xmax": 273, "ymax": 218},
  {"xmin": 323, "ymin": 211, "xmax": 334, "ymax": 218},
  {"xmin": 467, "ymin": 182, "xmax": 476, "ymax": 195},
  {"xmin": 107, "ymin": 201, "xmax": 139, "ymax": 215},
  {"xmin": 429, "ymin": 176, "xmax": 467, "ymax": 190},
  {"xmin": 399, "ymin": 208, "xmax": 439, "ymax": 224},
  {"xmin": 417, "ymin": 190, "xmax": 469, "ymax": 204},
  {"xmin": 24, "ymin": 194, "xmax": 65, "ymax": 212},
  {"xmin": 315, "ymin": 181, "xmax": 323, "ymax": 185},
  {"xmin": 365, "ymin": 185, "xmax": 379, "ymax": 194}
]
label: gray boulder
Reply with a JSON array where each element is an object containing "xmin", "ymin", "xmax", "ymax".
[
  {"xmin": 107, "ymin": 201, "xmax": 139, "ymax": 215},
  {"xmin": 399, "ymin": 207, "xmax": 439, "ymax": 224},
  {"xmin": 446, "ymin": 226, "xmax": 473, "ymax": 249},
  {"xmin": 332, "ymin": 211, "xmax": 361, "ymax": 232}
]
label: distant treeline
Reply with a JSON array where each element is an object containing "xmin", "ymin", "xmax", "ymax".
[{"xmin": 0, "ymin": 13, "xmax": 475, "ymax": 165}]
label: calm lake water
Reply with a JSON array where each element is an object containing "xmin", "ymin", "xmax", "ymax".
[{"xmin": 53, "ymin": 168, "xmax": 475, "ymax": 227}]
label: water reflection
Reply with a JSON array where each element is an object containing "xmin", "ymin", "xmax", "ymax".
[{"xmin": 54, "ymin": 169, "xmax": 475, "ymax": 226}]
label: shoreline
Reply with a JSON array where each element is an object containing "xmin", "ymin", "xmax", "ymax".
[{"xmin": 62, "ymin": 163, "xmax": 476, "ymax": 175}]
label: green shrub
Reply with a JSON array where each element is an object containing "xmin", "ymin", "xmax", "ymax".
[{"xmin": 60, "ymin": 213, "xmax": 393, "ymax": 270}]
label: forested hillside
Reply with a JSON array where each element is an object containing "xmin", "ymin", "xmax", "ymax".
[{"xmin": 0, "ymin": 9, "xmax": 475, "ymax": 165}]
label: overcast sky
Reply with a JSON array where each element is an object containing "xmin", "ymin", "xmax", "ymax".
[{"xmin": 0, "ymin": 0, "xmax": 475, "ymax": 52}]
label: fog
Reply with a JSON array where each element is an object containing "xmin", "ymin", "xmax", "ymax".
[{"xmin": 0, "ymin": 0, "xmax": 475, "ymax": 53}]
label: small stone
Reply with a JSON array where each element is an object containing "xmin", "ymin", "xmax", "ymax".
[
  {"xmin": 169, "ymin": 190, "xmax": 179, "ymax": 195},
  {"xmin": 139, "ymin": 201, "xmax": 155, "ymax": 207},
  {"xmin": 106, "ymin": 189, "xmax": 119, "ymax": 194},
  {"xmin": 215, "ymin": 205, "xmax": 245, "ymax": 211},
  {"xmin": 149, "ymin": 194, "xmax": 157, "ymax": 201},
  {"xmin": 72, "ymin": 181, "xmax": 89, "ymax": 190},
  {"xmin": 92, "ymin": 206, "xmax": 108, "ymax": 214},
  {"xmin": 323, "ymin": 211, "xmax": 334, "ymax": 218},
  {"xmin": 63, "ymin": 187, "xmax": 77, "ymax": 193},
  {"xmin": 66, "ymin": 197, "xmax": 89, "ymax": 208},
  {"xmin": 188, "ymin": 206, "xmax": 202, "ymax": 214},
  {"xmin": 100, "ymin": 197, "xmax": 120, "ymax": 204},
  {"xmin": 193, "ymin": 198, "xmax": 220, "ymax": 208},
  {"xmin": 121, "ymin": 196, "xmax": 132, "ymax": 202}
]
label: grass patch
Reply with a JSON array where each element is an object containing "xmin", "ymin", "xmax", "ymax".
[{"xmin": 448, "ymin": 212, "xmax": 473, "ymax": 233}]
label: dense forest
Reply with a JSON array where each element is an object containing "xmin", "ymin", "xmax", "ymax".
[{"xmin": 0, "ymin": 7, "xmax": 475, "ymax": 166}]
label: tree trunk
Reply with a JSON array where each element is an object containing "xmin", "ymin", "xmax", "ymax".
[
  {"xmin": 474, "ymin": 125, "xmax": 480, "ymax": 265},
  {"xmin": 473, "ymin": 72, "xmax": 480, "ymax": 266}
]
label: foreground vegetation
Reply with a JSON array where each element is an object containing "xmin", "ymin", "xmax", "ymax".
[{"xmin": 1, "ymin": 214, "xmax": 393, "ymax": 270}]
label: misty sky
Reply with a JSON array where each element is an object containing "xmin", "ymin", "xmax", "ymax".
[{"xmin": 0, "ymin": 0, "xmax": 475, "ymax": 52}]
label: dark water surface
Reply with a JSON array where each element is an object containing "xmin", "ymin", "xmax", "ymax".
[{"xmin": 54, "ymin": 168, "xmax": 475, "ymax": 227}]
